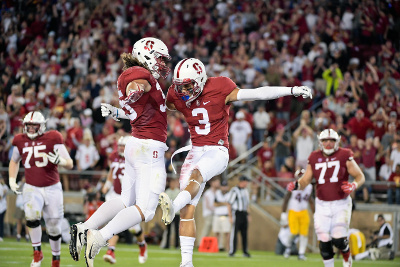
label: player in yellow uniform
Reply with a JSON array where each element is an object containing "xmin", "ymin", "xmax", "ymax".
[
  {"xmin": 348, "ymin": 229, "xmax": 366, "ymax": 258},
  {"xmin": 280, "ymin": 169, "xmax": 314, "ymax": 260}
]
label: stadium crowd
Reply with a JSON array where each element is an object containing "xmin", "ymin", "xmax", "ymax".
[{"xmin": 0, "ymin": 0, "xmax": 400, "ymax": 205}]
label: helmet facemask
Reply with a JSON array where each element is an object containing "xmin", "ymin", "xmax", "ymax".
[
  {"xmin": 22, "ymin": 111, "xmax": 47, "ymax": 139},
  {"xmin": 174, "ymin": 79, "xmax": 202, "ymax": 103},
  {"xmin": 152, "ymin": 52, "xmax": 171, "ymax": 79}
]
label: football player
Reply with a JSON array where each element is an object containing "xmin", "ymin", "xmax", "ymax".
[
  {"xmin": 69, "ymin": 37, "xmax": 170, "ymax": 267},
  {"xmin": 158, "ymin": 57, "xmax": 312, "ymax": 266},
  {"xmin": 9, "ymin": 111, "xmax": 73, "ymax": 267},
  {"xmin": 287, "ymin": 129, "xmax": 365, "ymax": 267},
  {"xmin": 101, "ymin": 136, "xmax": 148, "ymax": 264},
  {"xmin": 280, "ymin": 169, "xmax": 314, "ymax": 260}
]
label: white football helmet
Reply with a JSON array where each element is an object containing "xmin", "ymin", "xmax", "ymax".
[
  {"xmin": 173, "ymin": 58, "xmax": 208, "ymax": 104},
  {"xmin": 132, "ymin": 37, "xmax": 171, "ymax": 79},
  {"xmin": 22, "ymin": 111, "xmax": 47, "ymax": 139},
  {"xmin": 117, "ymin": 136, "xmax": 130, "ymax": 156},
  {"xmin": 318, "ymin": 128, "xmax": 340, "ymax": 155}
]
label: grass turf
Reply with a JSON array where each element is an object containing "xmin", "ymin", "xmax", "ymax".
[{"xmin": 0, "ymin": 238, "xmax": 398, "ymax": 266}]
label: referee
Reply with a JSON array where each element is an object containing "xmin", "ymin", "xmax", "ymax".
[{"xmin": 228, "ymin": 176, "xmax": 251, "ymax": 257}]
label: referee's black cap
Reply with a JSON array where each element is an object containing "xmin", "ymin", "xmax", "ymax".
[{"xmin": 239, "ymin": 176, "xmax": 251, "ymax": 182}]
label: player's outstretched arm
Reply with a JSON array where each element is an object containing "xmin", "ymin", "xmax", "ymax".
[{"xmin": 225, "ymin": 85, "xmax": 312, "ymax": 104}]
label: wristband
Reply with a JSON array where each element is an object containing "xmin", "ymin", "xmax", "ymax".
[
  {"xmin": 294, "ymin": 181, "xmax": 299, "ymax": 190},
  {"xmin": 353, "ymin": 181, "xmax": 358, "ymax": 189},
  {"xmin": 104, "ymin": 180, "xmax": 112, "ymax": 190}
]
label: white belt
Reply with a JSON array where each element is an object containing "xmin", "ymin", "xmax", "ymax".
[{"xmin": 171, "ymin": 145, "xmax": 192, "ymax": 174}]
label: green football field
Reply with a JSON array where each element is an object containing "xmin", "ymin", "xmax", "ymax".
[{"xmin": 0, "ymin": 238, "xmax": 398, "ymax": 266}]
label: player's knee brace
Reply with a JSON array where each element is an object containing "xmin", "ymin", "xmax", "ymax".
[
  {"xmin": 26, "ymin": 220, "xmax": 41, "ymax": 228},
  {"xmin": 332, "ymin": 237, "xmax": 349, "ymax": 251},
  {"xmin": 134, "ymin": 229, "xmax": 143, "ymax": 237},
  {"xmin": 48, "ymin": 234, "xmax": 62, "ymax": 241},
  {"xmin": 319, "ymin": 241, "xmax": 334, "ymax": 260}
]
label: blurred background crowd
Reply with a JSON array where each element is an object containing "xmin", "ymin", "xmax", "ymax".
[{"xmin": 0, "ymin": 0, "xmax": 400, "ymax": 205}]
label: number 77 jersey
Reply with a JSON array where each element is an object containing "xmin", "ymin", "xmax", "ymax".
[
  {"xmin": 308, "ymin": 147, "xmax": 354, "ymax": 201},
  {"xmin": 166, "ymin": 76, "xmax": 237, "ymax": 149}
]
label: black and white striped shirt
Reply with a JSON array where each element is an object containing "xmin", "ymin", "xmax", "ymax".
[{"xmin": 228, "ymin": 186, "xmax": 250, "ymax": 212}]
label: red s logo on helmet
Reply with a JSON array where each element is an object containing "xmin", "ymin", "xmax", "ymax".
[
  {"xmin": 193, "ymin": 63, "xmax": 202, "ymax": 75},
  {"xmin": 145, "ymin": 40, "xmax": 155, "ymax": 51}
]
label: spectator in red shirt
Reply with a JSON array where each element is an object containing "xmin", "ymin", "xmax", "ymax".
[
  {"xmin": 257, "ymin": 138, "xmax": 274, "ymax": 169},
  {"xmin": 387, "ymin": 164, "xmax": 400, "ymax": 205},
  {"xmin": 346, "ymin": 109, "xmax": 374, "ymax": 140},
  {"xmin": 346, "ymin": 134, "xmax": 363, "ymax": 165},
  {"xmin": 363, "ymin": 62, "xmax": 380, "ymax": 103},
  {"xmin": 370, "ymin": 107, "xmax": 389, "ymax": 139}
]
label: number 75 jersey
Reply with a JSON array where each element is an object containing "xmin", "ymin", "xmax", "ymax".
[
  {"xmin": 308, "ymin": 147, "xmax": 354, "ymax": 201},
  {"xmin": 167, "ymin": 76, "xmax": 237, "ymax": 149},
  {"xmin": 12, "ymin": 131, "xmax": 65, "ymax": 187}
]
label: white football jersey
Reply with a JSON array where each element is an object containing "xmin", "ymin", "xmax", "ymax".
[{"xmin": 288, "ymin": 184, "xmax": 313, "ymax": 212}]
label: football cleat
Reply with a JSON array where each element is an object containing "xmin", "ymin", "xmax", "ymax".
[
  {"xmin": 283, "ymin": 248, "xmax": 290, "ymax": 259},
  {"xmin": 85, "ymin": 229, "xmax": 108, "ymax": 267},
  {"xmin": 69, "ymin": 222, "xmax": 87, "ymax": 261},
  {"xmin": 180, "ymin": 262, "xmax": 194, "ymax": 267},
  {"xmin": 103, "ymin": 249, "xmax": 116, "ymax": 264},
  {"xmin": 51, "ymin": 259, "xmax": 60, "ymax": 267},
  {"xmin": 31, "ymin": 250, "xmax": 43, "ymax": 267},
  {"xmin": 343, "ymin": 256, "xmax": 352, "ymax": 267},
  {"xmin": 138, "ymin": 243, "xmax": 148, "ymax": 264},
  {"xmin": 158, "ymin": 192, "xmax": 175, "ymax": 225},
  {"xmin": 298, "ymin": 254, "xmax": 307, "ymax": 260}
]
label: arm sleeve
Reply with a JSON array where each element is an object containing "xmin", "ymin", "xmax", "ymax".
[
  {"xmin": 11, "ymin": 146, "xmax": 21, "ymax": 163},
  {"xmin": 54, "ymin": 144, "xmax": 72, "ymax": 160},
  {"xmin": 236, "ymin": 86, "xmax": 292, "ymax": 101},
  {"xmin": 116, "ymin": 108, "xmax": 129, "ymax": 120}
]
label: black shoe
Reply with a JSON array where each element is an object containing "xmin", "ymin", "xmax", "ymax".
[
  {"xmin": 243, "ymin": 252, "xmax": 251, "ymax": 258},
  {"xmin": 219, "ymin": 248, "xmax": 225, "ymax": 252},
  {"xmin": 389, "ymin": 251, "xmax": 395, "ymax": 260},
  {"xmin": 228, "ymin": 253, "xmax": 235, "ymax": 257}
]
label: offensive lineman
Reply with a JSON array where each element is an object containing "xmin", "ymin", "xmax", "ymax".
[
  {"xmin": 9, "ymin": 111, "xmax": 73, "ymax": 267},
  {"xmin": 287, "ymin": 129, "xmax": 365, "ymax": 267},
  {"xmin": 158, "ymin": 57, "xmax": 312, "ymax": 266},
  {"xmin": 101, "ymin": 136, "xmax": 148, "ymax": 264}
]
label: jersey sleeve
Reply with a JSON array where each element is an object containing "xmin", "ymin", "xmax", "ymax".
[
  {"xmin": 118, "ymin": 67, "xmax": 152, "ymax": 100},
  {"xmin": 345, "ymin": 148, "xmax": 354, "ymax": 161},
  {"xmin": 219, "ymin": 76, "xmax": 237, "ymax": 98}
]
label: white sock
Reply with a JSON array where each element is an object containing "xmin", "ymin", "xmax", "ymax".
[
  {"xmin": 83, "ymin": 198, "xmax": 125, "ymax": 229},
  {"xmin": 29, "ymin": 226, "xmax": 42, "ymax": 247},
  {"xmin": 299, "ymin": 235, "xmax": 308, "ymax": 255},
  {"xmin": 173, "ymin": 190, "xmax": 192, "ymax": 212},
  {"xmin": 180, "ymin": 236, "xmax": 195, "ymax": 264},
  {"xmin": 355, "ymin": 251, "xmax": 369, "ymax": 260},
  {"xmin": 50, "ymin": 239, "xmax": 61, "ymax": 256},
  {"xmin": 100, "ymin": 206, "xmax": 142, "ymax": 241},
  {"xmin": 323, "ymin": 258, "xmax": 334, "ymax": 267}
]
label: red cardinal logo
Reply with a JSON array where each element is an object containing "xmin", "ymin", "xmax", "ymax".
[
  {"xmin": 193, "ymin": 63, "xmax": 202, "ymax": 75},
  {"xmin": 145, "ymin": 40, "xmax": 154, "ymax": 51}
]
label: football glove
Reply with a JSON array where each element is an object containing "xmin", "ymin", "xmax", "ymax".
[
  {"xmin": 292, "ymin": 86, "xmax": 312, "ymax": 99},
  {"xmin": 101, "ymin": 103, "xmax": 120, "ymax": 121},
  {"xmin": 9, "ymin": 177, "xmax": 21, "ymax": 195},
  {"xmin": 280, "ymin": 212, "xmax": 288, "ymax": 226},
  {"xmin": 286, "ymin": 181, "xmax": 298, "ymax": 192},
  {"xmin": 47, "ymin": 149, "xmax": 67, "ymax": 166},
  {"xmin": 341, "ymin": 181, "xmax": 357, "ymax": 194}
]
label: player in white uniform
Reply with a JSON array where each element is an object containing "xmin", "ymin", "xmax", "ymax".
[
  {"xmin": 9, "ymin": 111, "xmax": 73, "ymax": 267},
  {"xmin": 281, "ymin": 169, "xmax": 314, "ymax": 260},
  {"xmin": 101, "ymin": 136, "xmax": 148, "ymax": 264},
  {"xmin": 69, "ymin": 37, "xmax": 170, "ymax": 267}
]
